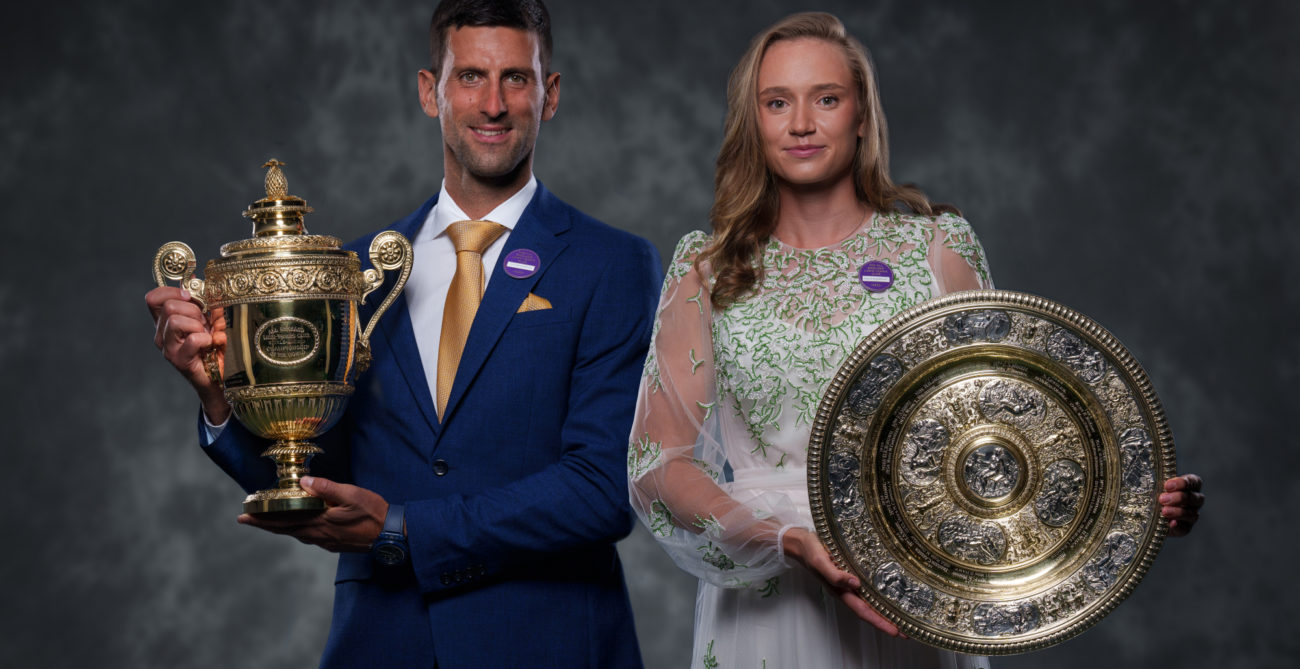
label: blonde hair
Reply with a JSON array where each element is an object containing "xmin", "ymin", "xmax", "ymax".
[{"xmin": 702, "ymin": 12, "xmax": 957, "ymax": 308}]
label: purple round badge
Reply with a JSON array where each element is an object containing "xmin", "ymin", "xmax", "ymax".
[
  {"xmin": 502, "ymin": 249, "xmax": 540, "ymax": 279},
  {"xmin": 858, "ymin": 260, "xmax": 894, "ymax": 292}
]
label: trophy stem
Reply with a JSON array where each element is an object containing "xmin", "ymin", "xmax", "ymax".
[{"xmin": 242, "ymin": 439, "xmax": 326, "ymax": 515}]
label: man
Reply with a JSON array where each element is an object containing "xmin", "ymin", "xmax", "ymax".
[{"xmin": 146, "ymin": 1, "xmax": 660, "ymax": 666}]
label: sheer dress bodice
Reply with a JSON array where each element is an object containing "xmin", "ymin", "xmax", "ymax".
[{"xmin": 630, "ymin": 212, "xmax": 994, "ymax": 669}]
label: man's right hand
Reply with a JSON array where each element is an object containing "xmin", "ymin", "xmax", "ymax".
[{"xmin": 146, "ymin": 286, "xmax": 231, "ymax": 425}]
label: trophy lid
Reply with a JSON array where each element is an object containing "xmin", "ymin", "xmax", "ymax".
[
  {"xmin": 243, "ymin": 159, "xmax": 313, "ymax": 236},
  {"xmin": 221, "ymin": 159, "xmax": 341, "ymax": 256}
]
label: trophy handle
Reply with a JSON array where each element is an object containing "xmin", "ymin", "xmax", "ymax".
[
  {"xmin": 153, "ymin": 241, "xmax": 208, "ymax": 311},
  {"xmin": 357, "ymin": 231, "xmax": 413, "ymax": 367},
  {"xmin": 153, "ymin": 241, "xmax": 220, "ymax": 383}
]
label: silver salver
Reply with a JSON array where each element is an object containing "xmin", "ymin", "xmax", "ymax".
[{"xmin": 808, "ymin": 290, "xmax": 1175, "ymax": 654}]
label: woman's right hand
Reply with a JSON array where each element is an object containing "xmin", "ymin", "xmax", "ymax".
[{"xmin": 782, "ymin": 527, "xmax": 902, "ymax": 637}]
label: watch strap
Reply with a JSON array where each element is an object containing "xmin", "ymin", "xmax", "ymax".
[
  {"xmin": 371, "ymin": 503, "xmax": 410, "ymax": 569},
  {"xmin": 383, "ymin": 503, "xmax": 405, "ymax": 536}
]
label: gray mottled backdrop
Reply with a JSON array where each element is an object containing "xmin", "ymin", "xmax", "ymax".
[{"xmin": 2, "ymin": 1, "xmax": 1295, "ymax": 667}]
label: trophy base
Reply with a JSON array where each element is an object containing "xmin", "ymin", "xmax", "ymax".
[
  {"xmin": 243, "ymin": 490, "xmax": 326, "ymax": 516},
  {"xmin": 242, "ymin": 438, "xmax": 326, "ymax": 516}
]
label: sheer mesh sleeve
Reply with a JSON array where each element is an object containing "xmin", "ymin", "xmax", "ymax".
[
  {"xmin": 629, "ymin": 232, "xmax": 803, "ymax": 588},
  {"xmin": 930, "ymin": 213, "xmax": 995, "ymax": 293}
]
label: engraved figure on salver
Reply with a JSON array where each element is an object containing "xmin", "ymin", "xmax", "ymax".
[
  {"xmin": 828, "ymin": 450, "xmax": 865, "ymax": 520},
  {"xmin": 963, "ymin": 444, "xmax": 1020, "ymax": 499},
  {"xmin": 972, "ymin": 602, "xmax": 1041, "ymax": 636},
  {"xmin": 1035, "ymin": 459, "xmax": 1086, "ymax": 527},
  {"xmin": 978, "ymin": 380, "xmax": 1046, "ymax": 430},
  {"xmin": 942, "ymin": 309, "xmax": 1011, "ymax": 345},
  {"xmin": 903, "ymin": 485, "xmax": 951, "ymax": 533},
  {"xmin": 872, "ymin": 562, "xmax": 935, "ymax": 616},
  {"xmin": 1118, "ymin": 427, "xmax": 1155, "ymax": 492},
  {"xmin": 1083, "ymin": 532, "xmax": 1138, "ymax": 592},
  {"xmin": 938, "ymin": 516, "xmax": 1008, "ymax": 565},
  {"xmin": 845, "ymin": 354, "xmax": 904, "ymax": 416},
  {"xmin": 1045, "ymin": 328, "xmax": 1107, "ymax": 383},
  {"xmin": 901, "ymin": 418, "xmax": 949, "ymax": 485}
]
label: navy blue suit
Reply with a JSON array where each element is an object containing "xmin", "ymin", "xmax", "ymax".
[{"xmin": 204, "ymin": 184, "xmax": 660, "ymax": 668}]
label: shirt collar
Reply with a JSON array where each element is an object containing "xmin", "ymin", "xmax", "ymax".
[{"xmin": 419, "ymin": 175, "xmax": 538, "ymax": 243}]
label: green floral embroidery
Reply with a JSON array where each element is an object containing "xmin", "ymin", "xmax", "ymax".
[
  {"xmin": 667, "ymin": 231, "xmax": 709, "ymax": 281},
  {"xmin": 692, "ymin": 458, "xmax": 721, "ymax": 481},
  {"xmin": 696, "ymin": 400, "xmax": 715, "ymax": 421},
  {"xmin": 687, "ymin": 286, "xmax": 706, "ymax": 315},
  {"xmin": 648, "ymin": 499, "xmax": 674, "ymax": 538},
  {"xmin": 699, "ymin": 541, "xmax": 744, "ymax": 571},
  {"xmin": 642, "ymin": 316, "xmax": 664, "ymax": 394},
  {"xmin": 689, "ymin": 348, "xmax": 705, "ymax": 374},
  {"xmin": 711, "ymin": 213, "xmax": 990, "ymax": 466},
  {"xmin": 758, "ymin": 576, "xmax": 781, "ymax": 598},
  {"xmin": 693, "ymin": 513, "xmax": 724, "ymax": 536},
  {"xmin": 628, "ymin": 434, "xmax": 662, "ymax": 480},
  {"xmin": 702, "ymin": 640, "xmax": 719, "ymax": 669},
  {"xmin": 936, "ymin": 212, "xmax": 993, "ymax": 286},
  {"xmin": 645, "ymin": 232, "xmax": 710, "ymax": 398},
  {"xmin": 748, "ymin": 426, "xmax": 770, "ymax": 458},
  {"xmin": 644, "ymin": 362, "xmax": 663, "ymax": 394}
]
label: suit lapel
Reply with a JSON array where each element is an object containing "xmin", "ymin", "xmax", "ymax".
[
  {"xmin": 374, "ymin": 196, "xmax": 442, "ymax": 440},
  {"xmin": 377, "ymin": 295, "xmax": 441, "ymax": 438},
  {"xmin": 439, "ymin": 184, "xmax": 571, "ymax": 428}
]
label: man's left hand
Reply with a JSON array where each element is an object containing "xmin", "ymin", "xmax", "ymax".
[
  {"xmin": 239, "ymin": 476, "xmax": 388, "ymax": 552},
  {"xmin": 1159, "ymin": 473, "xmax": 1204, "ymax": 538}
]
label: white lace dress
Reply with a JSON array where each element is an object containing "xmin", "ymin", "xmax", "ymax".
[{"xmin": 630, "ymin": 212, "xmax": 995, "ymax": 669}]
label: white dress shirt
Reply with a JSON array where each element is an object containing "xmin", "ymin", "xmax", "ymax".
[
  {"xmin": 406, "ymin": 175, "xmax": 538, "ymax": 403},
  {"xmin": 204, "ymin": 175, "xmax": 538, "ymax": 438}
]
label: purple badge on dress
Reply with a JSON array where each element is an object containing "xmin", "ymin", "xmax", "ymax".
[
  {"xmin": 858, "ymin": 260, "xmax": 893, "ymax": 292},
  {"xmin": 502, "ymin": 249, "xmax": 540, "ymax": 279}
]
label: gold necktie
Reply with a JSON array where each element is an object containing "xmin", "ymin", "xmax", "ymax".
[{"xmin": 437, "ymin": 220, "xmax": 507, "ymax": 419}]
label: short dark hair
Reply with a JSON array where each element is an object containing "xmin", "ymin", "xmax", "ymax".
[{"xmin": 428, "ymin": 0, "xmax": 553, "ymax": 76}]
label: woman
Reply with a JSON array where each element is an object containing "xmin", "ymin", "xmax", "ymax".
[{"xmin": 628, "ymin": 12, "xmax": 1201, "ymax": 669}]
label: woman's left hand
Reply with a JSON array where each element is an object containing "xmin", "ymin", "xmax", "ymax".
[
  {"xmin": 781, "ymin": 528, "xmax": 902, "ymax": 637},
  {"xmin": 1159, "ymin": 473, "xmax": 1204, "ymax": 537}
]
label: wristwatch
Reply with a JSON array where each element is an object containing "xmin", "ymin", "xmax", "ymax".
[{"xmin": 371, "ymin": 503, "xmax": 408, "ymax": 568}]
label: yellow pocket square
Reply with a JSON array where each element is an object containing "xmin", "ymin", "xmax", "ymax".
[{"xmin": 517, "ymin": 292, "xmax": 552, "ymax": 313}]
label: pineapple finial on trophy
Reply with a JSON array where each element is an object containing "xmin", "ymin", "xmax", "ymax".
[
  {"xmin": 244, "ymin": 158, "xmax": 313, "ymax": 237},
  {"xmin": 263, "ymin": 158, "xmax": 289, "ymax": 199}
]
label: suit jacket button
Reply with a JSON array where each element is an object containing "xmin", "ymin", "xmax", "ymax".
[{"xmin": 432, "ymin": 459, "xmax": 449, "ymax": 476}]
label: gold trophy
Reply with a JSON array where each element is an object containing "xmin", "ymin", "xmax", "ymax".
[{"xmin": 152, "ymin": 160, "xmax": 412, "ymax": 515}]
